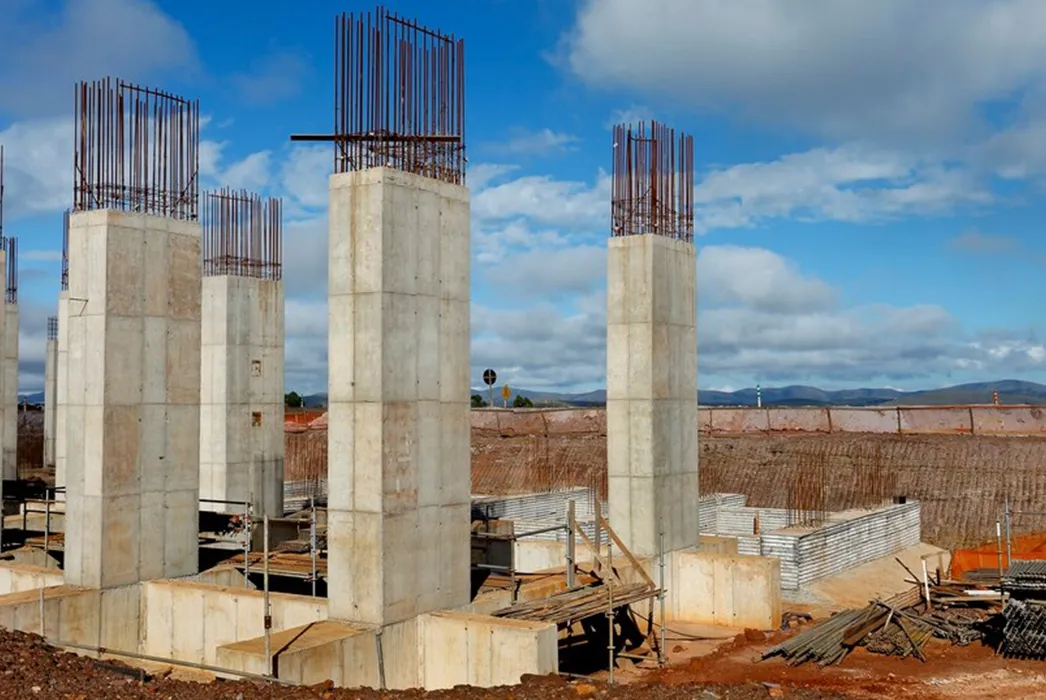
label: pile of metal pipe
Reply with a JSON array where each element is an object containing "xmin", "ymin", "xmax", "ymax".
[{"xmin": 1000, "ymin": 599, "xmax": 1046, "ymax": 660}]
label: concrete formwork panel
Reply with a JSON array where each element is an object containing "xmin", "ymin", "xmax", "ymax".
[
  {"xmin": 199, "ymin": 275, "xmax": 285, "ymax": 517},
  {"xmin": 606, "ymin": 234, "xmax": 698, "ymax": 557},
  {"xmin": 44, "ymin": 335, "xmax": 57, "ymax": 469},
  {"xmin": 55, "ymin": 291, "xmax": 70, "ymax": 494},
  {"xmin": 326, "ymin": 168, "xmax": 471, "ymax": 627},
  {"xmin": 2, "ymin": 302, "xmax": 16, "ymax": 480},
  {"xmin": 64, "ymin": 211, "xmax": 201, "ymax": 589}
]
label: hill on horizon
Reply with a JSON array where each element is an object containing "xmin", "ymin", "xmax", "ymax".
[{"xmin": 291, "ymin": 379, "xmax": 1046, "ymax": 409}]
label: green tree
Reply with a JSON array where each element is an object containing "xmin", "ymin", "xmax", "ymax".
[
  {"xmin": 471, "ymin": 394, "xmax": 488, "ymax": 408},
  {"xmin": 513, "ymin": 395, "xmax": 534, "ymax": 408},
  {"xmin": 285, "ymin": 391, "xmax": 305, "ymax": 408}
]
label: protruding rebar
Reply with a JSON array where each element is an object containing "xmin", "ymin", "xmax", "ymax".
[
  {"xmin": 290, "ymin": 5, "xmax": 466, "ymax": 185},
  {"xmin": 73, "ymin": 78, "xmax": 200, "ymax": 221},
  {"xmin": 1, "ymin": 236, "xmax": 16, "ymax": 304},
  {"xmin": 47, "ymin": 317, "xmax": 58, "ymax": 341},
  {"xmin": 202, "ymin": 188, "xmax": 283, "ymax": 280},
  {"xmin": 611, "ymin": 120, "xmax": 694, "ymax": 242}
]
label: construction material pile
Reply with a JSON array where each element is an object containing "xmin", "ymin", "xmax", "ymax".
[
  {"xmin": 1000, "ymin": 599, "xmax": 1046, "ymax": 660},
  {"xmin": 764, "ymin": 575, "xmax": 999, "ymax": 667},
  {"xmin": 998, "ymin": 561, "xmax": 1046, "ymax": 659}
]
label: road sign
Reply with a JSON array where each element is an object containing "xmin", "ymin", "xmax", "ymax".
[
  {"xmin": 501, "ymin": 384, "xmax": 511, "ymax": 405},
  {"xmin": 482, "ymin": 369, "xmax": 497, "ymax": 386}
]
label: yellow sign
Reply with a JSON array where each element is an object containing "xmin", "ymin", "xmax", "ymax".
[{"xmin": 501, "ymin": 385, "xmax": 511, "ymax": 400}]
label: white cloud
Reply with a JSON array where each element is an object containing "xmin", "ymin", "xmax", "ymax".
[
  {"xmin": 488, "ymin": 129, "xmax": 580, "ymax": 157},
  {"xmin": 472, "ymin": 172, "xmax": 610, "ymax": 228},
  {"xmin": 697, "ymin": 246, "xmax": 835, "ymax": 314},
  {"xmin": 218, "ymin": 151, "xmax": 272, "ymax": 192},
  {"xmin": 0, "ymin": 0, "xmax": 198, "ymax": 119},
  {"xmin": 604, "ymin": 105, "xmax": 654, "ymax": 130},
  {"xmin": 693, "ymin": 145, "xmax": 992, "ymax": 233},
  {"xmin": 562, "ymin": 0, "xmax": 1046, "ymax": 147}
]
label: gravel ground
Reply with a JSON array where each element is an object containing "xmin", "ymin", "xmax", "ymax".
[{"xmin": 0, "ymin": 629, "xmax": 847, "ymax": 700}]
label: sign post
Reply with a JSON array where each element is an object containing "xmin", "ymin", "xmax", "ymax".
[
  {"xmin": 501, "ymin": 384, "xmax": 511, "ymax": 408},
  {"xmin": 482, "ymin": 368, "xmax": 497, "ymax": 408}
]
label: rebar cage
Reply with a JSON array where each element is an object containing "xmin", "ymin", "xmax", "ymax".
[
  {"xmin": 611, "ymin": 121, "xmax": 694, "ymax": 242},
  {"xmin": 291, "ymin": 5, "xmax": 466, "ymax": 185},
  {"xmin": 202, "ymin": 188, "xmax": 283, "ymax": 280},
  {"xmin": 74, "ymin": 78, "xmax": 201, "ymax": 221}
]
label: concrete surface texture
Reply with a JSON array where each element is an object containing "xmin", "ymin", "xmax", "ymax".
[
  {"xmin": 2, "ymin": 302, "xmax": 17, "ymax": 480},
  {"xmin": 326, "ymin": 167, "xmax": 471, "ymax": 627},
  {"xmin": 606, "ymin": 234, "xmax": 699, "ymax": 557},
  {"xmin": 54, "ymin": 291, "xmax": 70, "ymax": 493},
  {"xmin": 44, "ymin": 335, "xmax": 57, "ymax": 468},
  {"xmin": 199, "ymin": 275, "xmax": 285, "ymax": 517},
  {"xmin": 63, "ymin": 210, "xmax": 202, "ymax": 589},
  {"xmin": 667, "ymin": 550, "xmax": 782, "ymax": 630}
]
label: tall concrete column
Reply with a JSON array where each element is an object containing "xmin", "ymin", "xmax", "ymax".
[
  {"xmin": 606, "ymin": 234, "xmax": 699, "ymax": 557},
  {"xmin": 64, "ymin": 210, "xmax": 201, "ymax": 589},
  {"xmin": 2, "ymin": 302, "xmax": 17, "ymax": 480},
  {"xmin": 55, "ymin": 292, "xmax": 69, "ymax": 494},
  {"xmin": 326, "ymin": 167, "xmax": 471, "ymax": 627},
  {"xmin": 43, "ymin": 316, "xmax": 57, "ymax": 469},
  {"xmin": 200, "ymin": 275, "xmax": 284, "ymax": 517}
]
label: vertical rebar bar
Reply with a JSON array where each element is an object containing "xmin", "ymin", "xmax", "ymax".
[
  {"xmin": 566, "ymin": 500, "xmax": 576, "ymax": 589},
  {"xmin": 263, "ymin": 514, "xmax": 272, "ymax": 677},
  {"xmin": 607, "ymin": 540, "xmax": 615, "ymax": 685},
  {"xmin": 310, "ymin": 496, "xmax": 318, "ymax": 597}
]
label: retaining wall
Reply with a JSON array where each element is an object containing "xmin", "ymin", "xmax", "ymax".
[{"xmin": 466, "ymin": 405, "xmax": 1046, "ymax": 437}]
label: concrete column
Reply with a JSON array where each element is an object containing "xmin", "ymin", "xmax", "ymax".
[
  {"xmin": 64, "ymin": 210, "xmax": 202, "ymax": 589},
  {"xmin": 43, "ymin": 326, "xmax": 57, "ymax": 469},
  {"xmin": 326, "ymin": 167, "xmax": 471, "ymax": 627},
  {"xmin": 55, "ymin": 292, "xmax": 69, "ymax": 494},
  {"xmin": 2, "ymin": 302, "xmax": 17, "ymax": 480},
  {"xmin": 200, "ymin": 275, "xmax": 284, "ymax": 517},
  {"xmin": 606, "ymin": 234, "xmax": 699, "ymax": 557}
]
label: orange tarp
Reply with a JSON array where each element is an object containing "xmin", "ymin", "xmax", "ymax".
[{"xmin": 951, "ymin": 533, "xmax": 1046, "ymax": 579}]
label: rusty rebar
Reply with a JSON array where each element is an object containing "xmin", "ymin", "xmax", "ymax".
[
  {"xmin": 73, "ymin": 78, "xmax": 200, "ymax": 220},
  {"xmin": 61, "ymin": 210, "xmax": 69, "ymax": 291},
  {"xmin": 290, "ymin": 5, "xmax": 466, "ymax": 185},
  {"xmin": 47, "ymin": 316, "xmax": 58, "ymax": 342},
  {"xmin": 202, "ymin": 188, "xmax": 283, "ymax": 280},
  {"xmin": 1, "ymin": 236, "xmax": 16, "ymax": 304},
  {"xmin": 611, "ymin": 121, "xmax": 694, "ymax": 241}
]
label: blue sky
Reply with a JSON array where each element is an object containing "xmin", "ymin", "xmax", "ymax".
[{"xmin": 4, "ymin": 0, "xmax": 1046, "ymax": 396}]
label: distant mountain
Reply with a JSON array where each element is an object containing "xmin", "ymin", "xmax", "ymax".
[{"xmin": 295, "ymin": 380, "xmax": 1046, "ymax": 409}]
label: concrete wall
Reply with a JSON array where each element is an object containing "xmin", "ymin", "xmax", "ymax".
[
  {"xmin": 668, "ymin": 550, "xmax": 781, "ymax": 630},
  {"xmin": 200, "ymin": 275, "xmax": 284, "ymax": 517},
  {"xmin": 2, "ymin": 302, "xmax": 16, "ymax": 479},
  {"xmin": 64, "ymin": 211, "xmax": 201, "ymax": 588},
  {"xmin": 606, "ymin": 234, "xmax": 699, "ymax": 558},
  {"xmin": 55, "ymin": 292, "xmax": 69, "ymax": 493},
  {"xmin": 0, "ymin": 563, "xmax": 64, "ymax": 594},
  {"xmin": 217, "ymin": 610, "xmax": 556, "ymax": 690},
  {"xmin": 142, "ymin": 580, "xmax": 326, "ymax": 667},
  {"xmin": 326, "ymin": 168, "xmax": 470, "ymax": 626},
  {"xmin": 0, "ymin": 583, "xmax": 142, "ymax": 653},
  {"xmin": 702, "ymin": 405, "xmax": 1046, "ymax": 436},
  {"xmin": 468, "ymin": 406, "xmax": 1046, "ymax": 438}
]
